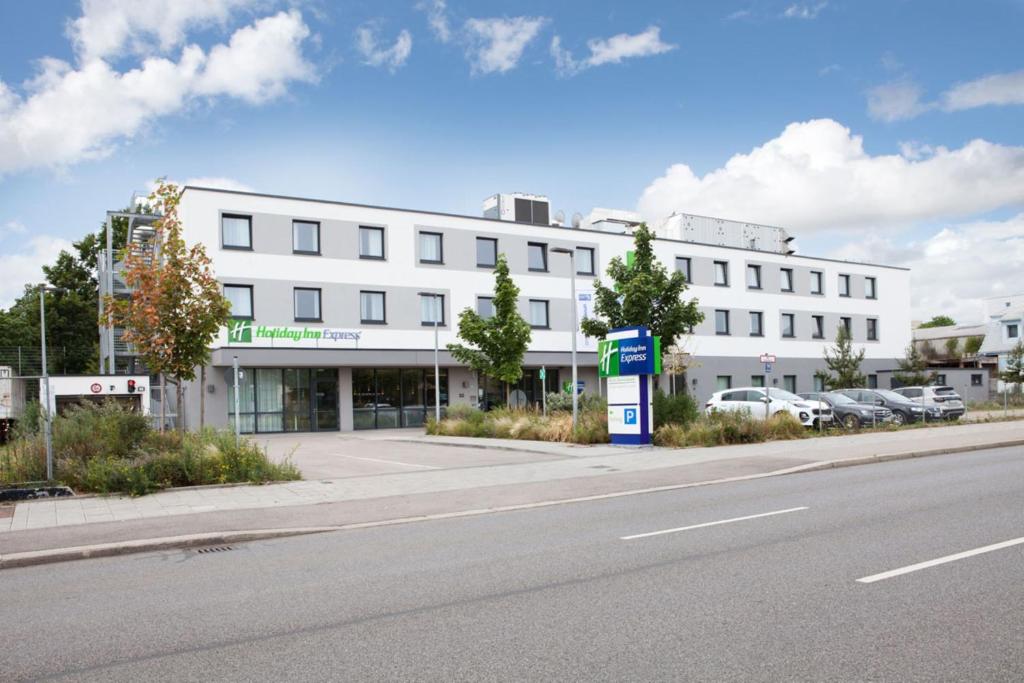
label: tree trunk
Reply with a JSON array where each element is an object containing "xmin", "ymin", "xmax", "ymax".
[
  {"xmin": 176, "ymin": 376, "xmax": 184, "ymax": 434},
  {"xmin": 199, "ymin": 366, "xmax": 206, "ymax": 430},
  {"xmin": 159, "ymin": 373, "xmax": 166, "ymax": 433}
]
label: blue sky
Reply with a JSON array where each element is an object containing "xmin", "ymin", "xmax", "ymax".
[{"xmin": 1, "ymin": 1, "xmax": 1023, "ymax": 322}]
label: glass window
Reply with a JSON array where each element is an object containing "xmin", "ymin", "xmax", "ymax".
[
  {"xmin": 714, "ymin": 261, "xmax": 729, "ymax": 286},
  {"xmin": 360, "ymin": 291, "xmax": 385, "ymax": 323},
  {"xmin": 476, "ymin": 237, "xmax": 497, "ymax": 267},
  {"xmin": 716, "ymin": 375, "xmax": 732, "ymax": 391},
  {"xmin": 224, "ymin": 285, "xmax": 253, "ymax": 320},
  {"xmin": 841, "ymin": 316, "xmax": 852, "ymax": 334},
  {"xmin": 811, "ymin": 271, "xmax": 824, "ymax": 295},
  {"xmin": 971, "ymin": 374, "xmax": 983, "ymax": 386},
  {"xmin": 528, "ymin": 243, "xmax": 547, "ymax": 271},
  {"xmin": 529, "ymin": 299, "xmax": 549, "ymax": 328},
  {"xmin": 1008, "ymin": 324, "xmax": 1019, "ymax": 339},
  {"xmin": 781, "ymin": 268, "xmax": 794, "ymax": 292},
  {"xmin": 226, "ymin": 367, "xmax": 255, "ymax": 433},
  {"xmin": 419, "ymin": 231, "xmax": 443, "ymax": 263},
  {"xmin": 675, "ymin": 257, "xmax": 691, "ymax": 282},
  {"xmin": 256, "ymin": 368, "xmax": 283, "ymax": 432},
  {"xmin": 782, "ymin": 313, "xmax": 795, "ymax": 338},
  {"xmin": 420, "ymin": 294, "xmax": 444, "ymax": 325},
  {"xmin": 783, "ymin": 375, "xmax": 797, "ymax": 394},
  {"xmin": 477, "ymin": 296, "xmax": 494, "ymax": 319},
  {"xmin": 813, "ymin": 376, "xmax": 825, "ymax": 392},
  {"xmin": 750, "ymin": 311, "xmax": 763, "ymax": 336},
  {"xmin": 292, "ymin": 220, "xmax": 319, "ymax": 254},
  {"xmin": 221, "ymin": 214, "xmax": 251, "ymax": 249},
  {"xmin": 715, "ymin": 309, "xmax": 730, "ymax": 335},
  {"xmin": 865, "ymin": 277, "xmax": 877, "ymax": 299},
  {"xmin": 746, "ymin": 264, "xmax": 761, "ymax": 289},
  {"xmin": 867, "ymin": 318, "xmax": 878, "ymax": 341},
  {"xmin": 839, "ymin": 274, "xmax": 850, "ymax": 297},
  {"xmin": 576, "ymin": 247, "xmax": 595, "ymax": 275},
  {"xmin": 359, "ymin": 226, "xmax": 385, "ymax": 259},
  {"xmin": 751, "ymin": 375, "xmax": 765, "ymax": 387},
  {"xmin": 812, "ymin": 315, "xmax": 825, "ymax": 339},
  {"xmin": 294, "ymin": 288, "xmax": 321, "ymax": 321}
]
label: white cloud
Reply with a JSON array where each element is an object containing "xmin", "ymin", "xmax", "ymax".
[
  {"xmin": 829, "ymin": 215, "xmax": 1024, "ymax": 323},
  {"xmin": 355, "ymin": 24, "xmax": 413, "ymax": 73},
  {"xmin": 1, "ymin": 220, "xmax": 27, "ymax": 239},
  {"xmin": 782, "ymin": 2, "xmax": 828, "ymax": 19},
  {"xmin": 551, "ymin": 26, "xmax": 675, "ymax": 77},
  {"xmin": 637, "ymin": 118, "xmax": 1024, "ymax": 233},
  {"xmin": 725, "ymin": 9, "xmax": 752, "ymax": 21},
  {"xmin": 818, "ymin": 63, "xmax": 840, "ymax": 76},
  {"xmin": 0, "ymin": 10, "xmax": 316, "ymax": 175},
  {"xmin": 867, "ymin": 80, "xmax": 932, "ymax": 122},
  {"xmin": 463, "ymin": 16, "xmax": 546, "ymax": 75},
  {"xmin": 942, "ymin": 69, "xmax": 1024, "ymax": 111},
  {"xmin": 0, "ymin": 236, "xmax": 75, "ymax": 309},
  {"xmin": 418, "ymin": 0, "xmax": 451, "ymax": 43}
]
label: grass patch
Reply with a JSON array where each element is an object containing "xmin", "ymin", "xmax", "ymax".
[
  {"xmin": 653, "ymin": 411, "xmax": 807, "ymax": 448},
  {"xmin": 427, "ymin": 404, "xmax": 608, "ymax": 444}
]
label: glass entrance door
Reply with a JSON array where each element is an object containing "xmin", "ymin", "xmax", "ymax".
[
  {"xmin": 314, "ymin": 369, "xmax": 338, "ymax": 431},
  {"xmin": 284, "ymin": 369, "xmax": 312, "ymax": 432}
]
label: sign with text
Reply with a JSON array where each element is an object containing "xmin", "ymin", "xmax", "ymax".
[
  {"xmin": 603, "ymin": 326, "xmax": 657, "ymax": 445},
  {"xmin": 227, "ymin": 321, "xmax": 362, "ymax": 346},
  {"xmin": 598, "ymin": 336, "xmax": 662, "ymax": 378}
]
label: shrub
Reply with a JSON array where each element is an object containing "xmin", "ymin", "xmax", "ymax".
[
  {"xmin": 653, "ymin": 390, "xmax": 699, "ymax": 428},
  {"xmin": 545, "ymin": 392, "xmax": 607, "ymax": 415},
  {"xmin": 653, "ymin": 410, "xmax": 808, "ymax": 448}
]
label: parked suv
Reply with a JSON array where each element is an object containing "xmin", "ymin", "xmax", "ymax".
[
  {"xmin": 834, "ymin": 388, "xmax": 942, "ymax": 425},
  {"xmin": 799, "ymin": 391, "xmax": 893, "ymax": 429},
  {"xmin": 705, "ymin": 387, "xmax": 833, "ymax": 427},
  {"xmin": 892, "ymin": 386, "xmax": 966, "ymax": 420}
]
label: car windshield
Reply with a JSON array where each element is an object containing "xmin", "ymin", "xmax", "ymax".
[
  {"xmin": 765, "ymin": 389, "xmax": 802, "ymax": 401},
  {"xmin": 875, "ymin": 390, "xmax": 907, "ymax": 402},
  {"xmin": 824, "ymin": 392, "xmax": 856, "ymax": 405},
  {"xmin": 934, "ymin": 387, "xmax": 956, "ymax": 395}
]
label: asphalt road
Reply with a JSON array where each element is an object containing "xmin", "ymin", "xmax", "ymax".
[{"xmin": 3, "ymin": 445, "xmax": 1023, "ymax": 681}]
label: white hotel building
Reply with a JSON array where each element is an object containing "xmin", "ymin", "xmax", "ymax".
[{"xmin": 101, "ymin": 187, "xmax": 911, "ymax": 433}]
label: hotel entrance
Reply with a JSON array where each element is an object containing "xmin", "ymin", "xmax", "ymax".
[
  {"xmin": 227, "ymin": 367, "xmax": 339, "ymax": 433},
  {"xmin": 352, "ymin": 368, "xmax": 449, "ymax": 429}
]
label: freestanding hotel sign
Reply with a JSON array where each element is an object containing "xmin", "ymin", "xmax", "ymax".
[{"xmin": 598, "ymin": 327, "xmax": 661, "ymax": 446}]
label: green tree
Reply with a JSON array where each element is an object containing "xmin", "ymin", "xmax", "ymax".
[
  {"xmin": 104, "ymin": 182, "xmax": 230, "ymax": 431},
  {"xmin": 943, "ymin": 337, "xmax": 961, "ymax": 361},
  {"xmin": 893, "ymin": 343, "xmax": 937, "ymax": 387},
  {"xmin": 447, "ymin": 254, "xmax": 532, "ymax": 404},
  {"xmin": 918, "ymin": 315, "xmax": 956, "ymax": 329},
  {"xmin": 964, "ymin": 335, "xmax": 984, "ymax": 356},
  {"xmin": 814, "ymin": 325, "xmax": 866, "ymax": 389},
  {"xmin": 579, "ymin": 224, "xmax": 703, "ymax": 359},
  {"xmin": 1000, "ymin": 341, "xmax": 1024, "ymax": 390}
]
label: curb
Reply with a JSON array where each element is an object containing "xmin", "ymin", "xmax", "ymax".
[
  {"xmin": 0, "ymin": 527, "xmax": 338, "ymax": 570},
  {"xmin": 789, "ymin": 438, "xmax": 1024, "ymax": 474}
]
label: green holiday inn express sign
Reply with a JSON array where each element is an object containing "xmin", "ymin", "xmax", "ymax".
[
  {"xmin": 227, "ymin": 321, "xmax": 361, "ymax": 344},
  {"xmin": 598, "ymin": 336, "xmax": 661, "ymax": 378}
]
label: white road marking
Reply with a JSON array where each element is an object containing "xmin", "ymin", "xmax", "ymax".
[
  {"xmin": 856, "ymin": 536, "xmax": 1024, "ymax": 583},
  {"xmin": 336, "ymin": 455, "xmax": 440, "ymax": 470},
  {"xmin": 620, "ymin": 506, "xmax": 809, "ymax": 540}
]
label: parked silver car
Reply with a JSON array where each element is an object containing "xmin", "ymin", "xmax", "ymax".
[{"xmin": 893, "ymin": 385, "xmax": 966, "ymax": 420}]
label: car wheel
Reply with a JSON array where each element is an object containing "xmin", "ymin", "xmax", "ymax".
[
  {"xmin": 842, "ymin": 414, "xmax": 860, "ymax": 430},
  {"xmin": 892, "ymin": 411, "xmax": 907, "ymax": 426}
]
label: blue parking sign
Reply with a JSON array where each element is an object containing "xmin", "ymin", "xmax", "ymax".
[{"xmin": 624, "ymin": 408, "xmax": 638, "ymax": 425}]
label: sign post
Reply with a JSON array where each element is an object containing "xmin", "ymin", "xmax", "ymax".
[
  {"xmin": 540, "ymin": 366, "xmax": 546, "ymax": 416},
  {"xmin": 599, "ymin": 327, "xmax": 662, "ymax": 446},
  {"xmin": 760, "ymin": 353, "xmax": 776, "ymax": 421}
]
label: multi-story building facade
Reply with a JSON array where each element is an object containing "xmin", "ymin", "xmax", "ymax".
[{"xmin": 105, "ymin": 186, "xmax": 912, "ymax": 433}]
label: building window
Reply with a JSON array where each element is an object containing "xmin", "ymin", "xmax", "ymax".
[
  {"xmin": 528, "ymin": 243, "xmax": 548, "ymax": 272},
  {"xmin": 224, "ymin": 284, "xmax": 253, "ymax": 320},
  {"xmin": 714, "ymin": 261, "xmax": 729, "ymax": 287},
  {"xmin": 294, "ymin": 288, "xmax": 321, "ymax": 322},
  {"xmin": 839, "ymin": 274, "xmax": 851, "ymax": 297},
  {"xmin": 359, "ymin": 226, "xmax": 385, "ymax": 259},
  {"xmin": 576, "ymin": 247, "xmax": 595, "ymax": 275},
  {"xmin": 221, "ymin": 214, "xmax": 252, "ymax": 249},
  {"xmin": 675, "ymin": 257, "xmax": 691, "ymax": 282},
  {"xmin": 865, "ymin": 276, "xmax": 877, "ymax": 299},
  {"xmin": 751, "ymin": 375, "xmax": 765, "ymax": 387},
  {"xmin": 419, "ymin": 231, "xmax": 443, "ymax": 264},
  {"xmin": 1008, "ymin": 323, "xmax": 1020, "ymax": 339},
  {"xmin": 292, "ymin": 220, "xmax": 320, "ymax": 254},
  {"xmin": 716, "ymin": 375, "xmax": 732, "ymax": 391},
  {"xmin": 867, "ymin": 318, "xmax": 878, "ymax": 341},
  {"xmin": 971, "ymin": 373, "xmax": 983, "ymax": 386},
  {"xmin": 529, "ymin": 299, "xmax": 549, "ymax": 328},
  {"xmin": 715, "ymin": 309, "xmax": 730, "ymax": 335},
  {"xmin": 781, "ymin": 268, "xmax": 794, "ymax": 292},
  {"xmin": 360, "ymin": 291, "xmax": 386, "ymax": 324},
  {"xmin": 811, "ymin": 271, "xmax": 824, "ymax": 295},
  {"xmin": 867, "ymin": 374, "xmax": 878, "ymax": 389},
  {"xmin": 782, "ymin": 313, "xmax": 795, "ymax": 338},
  {"xmin": 750, "ymin": 311, "xmax": 763, "ymax": 337},
  {"xmin": 841, "ymin": 316, "xmax": 852, "ymax": 335},
  {"xmin": 936, "ymin": 374, "xmax": 947, "ymax": 385},
  {"xmin": 476, "ymin": 237, "xmax": 497, "ymax": 268},
  {"xmin": 812, "ymin": 315, "xmax": 825, "ymax": 339},
  {"xmin": 783, "ymin": 375, "xmax": 797, "ymax": 393},
  {"xmin": 813, "ymin": 376, "xmax": 825, "ymax": 392},
  {"xmin": 420, "ymin": 294, "xmax": 444, "ymax": 326},
  {"xmin": 477, "ymin": 296, "xmax": 494, "ymax": 319},
  {"xmin": 746, "ymin": 264, "xmax": 762, "ymax": 289}
]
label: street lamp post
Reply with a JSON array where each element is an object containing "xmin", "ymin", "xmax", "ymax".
[
  {"xmin": 552, "ymin": 248, "xmax": 578, "ymax": 431},
  {"xmin": 39, "ymin": 286, "xmax": 54, "ymax": 481},
  {"xmin": 419, "ymin": 292, "xmax": 442, "ymax": 423}
]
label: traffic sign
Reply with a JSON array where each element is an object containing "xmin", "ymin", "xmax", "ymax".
[
  {"xmin": 539, "ymin": 367, "xmax": 546, "ymax": 380},
  {"xmin": 764, "ymin": 363, "xmax": 773, "ymax": 374},
  {"xmin": 759, "ymin": 353, "xmax": 777, "ymax": 363}
]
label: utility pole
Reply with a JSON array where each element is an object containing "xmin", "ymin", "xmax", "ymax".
[
  {"xmin": 39, "ymin": 286, "xmax": 54, "ymax": 481},
  {"xmin": 233, "ymin": 355, "xmax": 241, "ymax": 446},
  {"xmin": 552, "ymin": 249, "xmax": 578, "ymax": 431}
]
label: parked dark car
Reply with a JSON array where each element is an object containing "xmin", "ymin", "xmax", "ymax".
[
  {"xmin": 834, "ymin": 388, "xmax": 942, "ymax": 425},
  {"xmin": 799, "ymin": 391, "xmax": 893, "ymax": 429}
]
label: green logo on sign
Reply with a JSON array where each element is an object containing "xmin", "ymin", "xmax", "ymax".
[
  {"xmin": 227, "ymin": 320, "xmax": 253, "ymax": 343},
  {"xmin": 598, "ymin": 339, "xmax": 620, "ymax": 378}
]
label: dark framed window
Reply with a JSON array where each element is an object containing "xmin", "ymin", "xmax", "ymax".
[
  {"xmin": 529, "ymin": 299, "xmax": 549, "ymax": 328},
  {"xmin": 476, "ymin": 237, "xmax": 497, "ymax": 268},
  {"xmin": 867, "ymin": 374, "xmax": 878, "ymax": 389},
  {"xmin": 781, "ymin": 268, "xmax": 794, "ymax": 292},
  {"xmin": 749, "ymin": 311, "xmax": 763, "ymax": 337},
  {"xmin": 419, "ymin": 231, "xmax": 443, "ymax": 264},
  {"xmin": 810, "ymin": 270, "xmax": 824, "ymax": 295},
  {"xmin": 676, "ymin": 257, "xmax": 691, "ymax": 282},
  {"xmin": 221, "ymin": 214, "xmax": 252, "ymax": 250},
  {"xmin": 1007, "ymin": 323, "xmax": 1019, "ymax": 339},
  {"xmin": 783, "ymin": 375, "xmax": 797, "ymax": 394},
  {"xmin": 292, "ymin": 220, "xmax": 320, "ymax": 254},
  {"xmin": 360, "ymin": 290, "xmax": 386, "ymax": 324},
  {"xmin": 715, "ymin": 309, "xmax": 730, "ymax": 335},
  {"xmin": 528, "ymin": 242, "xmax": 548, "ymax": 272},
  {"xmin": 576, "ymin": 247, "xmax": 595, "ymax": 275},
  {"xmin": 359, "ymin": 226, "xmax": 385, "ymax": 259},
  {"xmin": 782, "ymin": 313, "xmax": 795, "ymax": 338},
  {"xmin": 751, "ymin": 375, "xmax": 765, "ymax": 388},
  {"xmin": 746, "ymin": 264, "xmax": 762, "ymax": 289},
  {"xmin": 477, "ymin": 296, "xmax": 494, "ymax": 319},
  {"xmin": 839, "ymin": 274, "xmax": 851, "ymax": 297},
  {"xmin": 224, "ymin": 284, "xmax": 253, "ymax": 320},
  {"xmin": 867, "ymin": 318, "xmax": 878, "ymax": 341},
  {"xmin": 841, "ymin": 316, "xmax": 852, "ymax": 334},
  {"xmin": 714, "ymin": 261, "xmax": 729, "ymax": 287},
  {"xmin": 294, "ymin": 288, "xmax": 322, "ymax": 322},
  {"xmin": 971, "ymin": 374, "xmax": 983, "ymax": 386},
  {"xmin": 865, "ymin": 276, "xmax": 877, "ymax": 299},
  {"xmin": 716, "ymin": 375, "xmax": 732, "ymax": 391},
  {"xmin": 420, "ymin": 294, "xmax": 445, "ymax": 326},
  {"xmin": 812, "ymin": 315, "xmax": 824, "ymax": 339}
]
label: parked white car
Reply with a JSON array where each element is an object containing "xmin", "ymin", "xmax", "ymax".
[
  {"xmin": 892, "ymin": 385, "xmax": 966, "ymax": 420},
  {"xmin": 704, "ymin": 387, "xmax": 833, "ymax": 427}
]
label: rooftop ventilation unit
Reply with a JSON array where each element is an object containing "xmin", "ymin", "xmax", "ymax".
[
  {"xmin": 656, "ymin": 212, "xmax": 795, "ymax": 255},
  {"xmin": 483, "ymin": 193, "xmax": 551, "ymax": 226}
]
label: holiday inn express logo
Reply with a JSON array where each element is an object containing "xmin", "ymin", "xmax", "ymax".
[
  {"xmin": 226, "ymin": 321, "xmax": 361, "ymax": 344},
  {"xmin": 598, "ymin": 339, "xmax": 619, "ymax": 377},
  {"xmin": 227, "ymin": 320, "xmax": 252, "ymax": 343}
]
